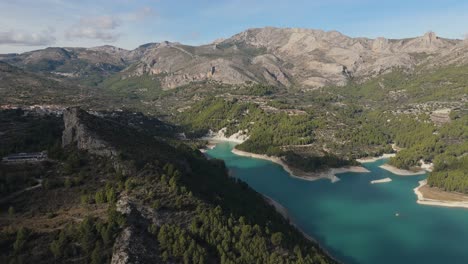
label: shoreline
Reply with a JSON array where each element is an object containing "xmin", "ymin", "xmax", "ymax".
[
  {"xmin": 198, "ymin": 142, "xmax": 217, "ymax": 153},
  {"xmin": 232, "ymin": 148, "xmax": 370, "ymax": 183},
  {"xmin": 262, "ymin": 195, "xmax": 317, "ymax": 242},
  {"xmin": 356, "ymin": 153, "xmax": 396, "ymax": 163},
  {"xmin": 414, "ymin": 180, "xmax": 468, "ymax": 209},
  {"xmin": 199, "ymin": 127, "xmax": 249, "ymax": 144},
  {"xmin": 198, "ymin": 134, "xmax": 246, "ymax": 153},
  {"xmin": 199, "ymin": 136, "xmax": 245, "ymax": 144},
  {"xmin": 262, "ymin": 195, "xmax": 340, "ymax": 263},
  {"xmin": 379, "ymin": 164, "xmax": 426, "ymax": 176},
  {"xmin": 201, "ymin": 135, "xmax": 340, "ymax": 261}
]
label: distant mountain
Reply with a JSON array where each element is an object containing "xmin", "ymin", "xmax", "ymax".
[
  {"xmin": 1, "ymin": 27, "xmax": 466, "ymax": 90},
  {"xmin": 0, "ymin": 61, "xmax": 117, "ymax": 108},
  {"xmin": 0, "ymin": 46, "xmax": 135, "ymax": 86},
  {"xmin": 0, "ymin": 61, "xmax": 79, "ymax": 105}
]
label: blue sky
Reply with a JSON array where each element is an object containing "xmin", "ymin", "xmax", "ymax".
[{"xmin": 0, "ymin": 0, "xmax": 467, "ymax": 53}]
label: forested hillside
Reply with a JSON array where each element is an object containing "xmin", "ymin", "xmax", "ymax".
[
  {"xmin": 0, "ymin": 109, "xmax": 334, "ymax": 263},
  {"xmin": 177, "ymin": 62, "xmax": 467, "ymax": 185}
]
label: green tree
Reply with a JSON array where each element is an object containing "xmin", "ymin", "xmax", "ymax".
[
  {"xmin": 64, "ymin": 178, "xmax": 72, "ymax": 188},
  {"xmin": 90, "ymin": 241, "xmax": 103, "ymax": 264},
  {"xmin": 78, "ymin": 217, "xmax": 96, "ymax": 253},
  {"xmin": 152, "ymin": 199, "xmax": 162, "ymax": 210},
  {"xmin": 13, "ymin": 228, "xmax": 28, "ymax": 254},
  {"xmin": 95, "ymin": 190, "xmax": 107, "ymax": 204},
  {"xmin": 162, "ymin": 251, "xmax": 169, "ymax": 262},
  {"xmin": 50, "ymin": 230, "xmax": 66, "ymax": 259},
  {"xmin": 106, "ymin": 187, "xmax": 117, "ymax": 203},
  {"xmin": 8, "ymin": 206, "xmax": 15, "ymax": 217}
]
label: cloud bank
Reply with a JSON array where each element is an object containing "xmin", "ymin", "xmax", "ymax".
[
  {"xmin": 66, "ymin": 15, "xmax": 121, "ymax": 42},
  {"xmin": 0, "ymin": 28, "xmax": 56, "ymax": 46},
  {"xmin": 64, "ymin": 7, "xmax": 155, "ymax": 42}
]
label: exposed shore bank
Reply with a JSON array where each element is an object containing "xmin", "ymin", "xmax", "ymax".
[
  {"xmin": 199, "ymin": 136, "xmax": 245, "ymax": 144},
  {"xmin": 200, "ymin": 127, "xmax": 249, "ymax": 144},
  {"xmin": 379, "ymin": 164, "xmax": 426, "ymax": 176},
  {"xmin": 356, "ymin": 153, "xmax": 396, "ymax": 163},
  {"xmin": 199, "ymin": 130, "xmax": 370, "ymax": 183},
  {"xmin": 370, "ymin": 177, "xmax": 392, "ymax": 184},
  {"xmin": 231, "ymin": 148, "xmax": 370, "ymax": 183},
  {"xmin": 199, "ymin": 128, "xmax": 249, "ymax": 153},
  {"xmin": 414, "ymin": 180, "xmax": 468, "ymax": 209}
]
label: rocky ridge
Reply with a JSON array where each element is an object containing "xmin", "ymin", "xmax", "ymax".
[
  {"xmin": 1, "ymin": 27, "xmax": 466, "ymax": 90},
  {"xmin": 111, "ymin": 195, "xmax": 163, "ymax": 264}
]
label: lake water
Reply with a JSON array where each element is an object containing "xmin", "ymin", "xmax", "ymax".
[{"xmin": 206, "ymin": 141, "xmax": 468, "ymax": 264}]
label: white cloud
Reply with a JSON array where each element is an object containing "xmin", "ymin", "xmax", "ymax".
[
  {"xmin": 135, "ymin": 6, "xmax": 156, "ymax": 20},
  {"xmin": 0, "ymin": 28, "xmax": 56, "ymax": 46},
  {"xmin": 64, "ymin": 8, "xmax": 155, "ymax": 43},
  {"xmin": 65, "ymin": 15, "xmax": 121, "ymax": 42}
]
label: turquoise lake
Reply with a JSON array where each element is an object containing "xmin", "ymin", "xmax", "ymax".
[{"xmin": 206, "ymin": 142, "xmax": 468, "ymax": 264}]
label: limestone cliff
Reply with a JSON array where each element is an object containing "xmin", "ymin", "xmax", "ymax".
[
  {"xmin": 62, "ymin": 107, "xmax": 118, "ymax": 157},
  {"xmin": 61, "ymin": 107, "xmax": 140, "ymax": 176}
]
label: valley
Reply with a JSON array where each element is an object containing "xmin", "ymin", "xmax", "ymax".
[{"xmin": 0, "ymin": 26, "xmax": 466, "ymax": 263}]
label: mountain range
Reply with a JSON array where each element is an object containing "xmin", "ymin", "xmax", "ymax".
[{"xmin": 1, "ymin": 27, "xmax": 467, "ymax": 90}]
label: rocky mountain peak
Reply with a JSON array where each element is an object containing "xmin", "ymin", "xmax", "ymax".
[
  {"xmin": 89, "ymin": 45, "xmax": 128, "ymax": 53},
  {"xmin": 1, "ymin": 27, "xmax": 463, "ymax": 90},
  {"xmin": 372, "ymin": 37, "xmax": 389, "ymax": 52},
  {"xmin": 423, "ymin": 31, "xmax": 438, "ymax": 43}
]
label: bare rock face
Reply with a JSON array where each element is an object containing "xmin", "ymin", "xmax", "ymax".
[
  {"xmin": 111, "ymin": 195, "xmax": 163, "ymax": 264},
  {"xmin": 111, "ymin": 227, "xmax": 162, "ymax": 264},
  {"xmin": 120, "ymin": 27, "xmax": 461, "ymax": 90},
  {"xmin": 62, "ymin": 107, "xmax": 118, "ymax": 157},
  {"xmin": 252, "ymin": 54, "xmax": 291, "ymax": 86},
  {"xmin": 62, "ymin": 108, "xmax": 138, "ymax": 176},
  {"xmin": 372, "ymin": 37, "xmax": 390, "ymax": 53},
  {"xmin": 430, "ymin": 108, "xmax": 452, "ymax": 125},
  {"xmin": 425, "ymin": 41, "xmax": 468, "ymax": 67}
]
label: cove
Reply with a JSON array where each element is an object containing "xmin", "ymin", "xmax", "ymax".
[{"xmin": 206, "ymin": 141, "xmax": 468, "ymax": 264}]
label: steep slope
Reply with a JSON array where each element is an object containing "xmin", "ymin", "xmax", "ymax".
[
  {"xmin": 0, "ymin": 61, "xmax": 83, "ymax": 105},
  {"xmin": 223, "ymin": 28, "xmax": 460, "ymax": 88},
  {"xmin": 0, "ymin": 108, "xmax": 336, "ymax": 263},
  {"xmin": 112, "ymin": 27, "xmax": 463, "ymax": 90},
  {"xmin": 111, "ymin": 40, "xmax": 290, "ymax": 89}
]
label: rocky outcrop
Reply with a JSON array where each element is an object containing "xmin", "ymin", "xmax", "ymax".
[
  {"xmin": 62, "ymin": 107, "xmax": 118, "ymax": 157},
  {"xmin": 111, "ymin": 226, "xmax": 162, "ymax": 264},
  {"xmin": 111, "ymin": 195, "xmax": 163, "ymax": 264},
  {"xmin": 62, "ymin": 107, "xmax": 138, "ymax": 176},
  {"xmin": 430, "ymin": 108, "xmax": 451, "ymax": 125}
]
